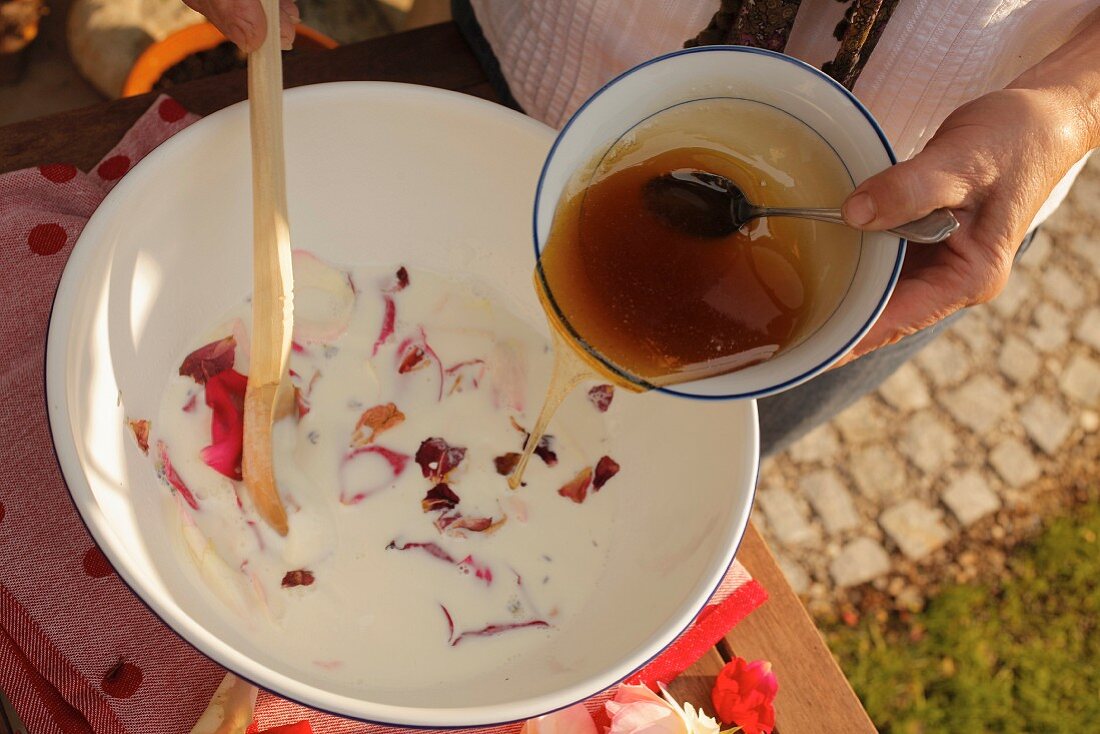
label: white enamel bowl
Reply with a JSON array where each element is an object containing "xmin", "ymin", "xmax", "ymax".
[
  {"xmin": 535, "ymin": 47, "xmax": 904, "ymax": 400},
  {"xmin": 45, "ymin": 82, "xmax": 758, "ymax": 726}
]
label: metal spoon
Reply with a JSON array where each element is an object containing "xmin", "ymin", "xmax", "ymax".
[{"xmin": 643, "ymin": 170, "xmax": 959, "ymax": 243}]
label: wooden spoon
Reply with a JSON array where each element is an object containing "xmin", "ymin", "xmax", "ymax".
[{"xmin": 241, "ymin": 0, "xmax": 292, "ymax": 536}]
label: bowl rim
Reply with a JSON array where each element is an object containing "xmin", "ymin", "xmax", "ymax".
[
  {"xmin": 532, "ymin": 45, "xmax": 905, "ymax": 402},
  {"xmin": 44, "ymin": 81, "xmax": 760, "ymax": 727}
]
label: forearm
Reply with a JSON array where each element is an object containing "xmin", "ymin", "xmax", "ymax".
[{"xmin": 1008, "ymin": 7, "xmax": 1100, "ymax": 159}]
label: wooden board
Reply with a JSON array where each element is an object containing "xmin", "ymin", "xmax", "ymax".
[{"xmin": 725, "ymin": 523, "xmax": 877, "ymax": 733}]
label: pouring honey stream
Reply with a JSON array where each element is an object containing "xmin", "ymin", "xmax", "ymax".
[{"xmin": 509, "ymin": 98, "xmax": 861, "ymax": 488}]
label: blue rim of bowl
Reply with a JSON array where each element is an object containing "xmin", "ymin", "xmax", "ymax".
[
  {"xmin": 532, "ymin": 45, "xmax": 905, "ymax": 402},
  {"xmin": 41, "ymin": 81, "xmax": 761, "ymax": 728}
]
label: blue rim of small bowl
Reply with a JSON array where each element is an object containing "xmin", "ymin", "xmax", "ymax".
[
  {"xmin": 41, "ymin": 81, "xmax": 761, "ymax": 729},
  {"xmin": 532, "ymin": 45, "xmax": 905, "ymax": 402}
]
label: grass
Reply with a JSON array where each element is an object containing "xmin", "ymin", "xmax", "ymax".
[{"xmin": 827, "ymin": 502, "xmax": 1100, "ymax": 733}]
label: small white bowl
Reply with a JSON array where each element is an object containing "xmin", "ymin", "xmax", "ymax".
[
  {"xmin": 45, "ymin": 82, "xmax": 758, "ymax": 726},
  {"xmin": 534, "ymin": 46, "xmax": 904, "ymax": 400}
]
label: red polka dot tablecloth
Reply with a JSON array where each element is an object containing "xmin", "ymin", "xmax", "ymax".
[{"xmin": 0, "ymin": 96, "xmax": 766, "ymax": 733}]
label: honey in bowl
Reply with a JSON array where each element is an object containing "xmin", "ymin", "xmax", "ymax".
[
  {"xmin": 537, "ymin": 97, "xmax": 862, "ymax": 388},
  {"xmin": 510, "ymin": 98, "xmax": 861, "ymax": 486}
]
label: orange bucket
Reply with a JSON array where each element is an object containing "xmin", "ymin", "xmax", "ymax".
[{"xmin": 122, "ymin": 21, "xmax": 338, "ymax": 97}]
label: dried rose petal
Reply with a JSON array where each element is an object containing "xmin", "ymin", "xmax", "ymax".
[
  {"xmin": 372, "ymin": 296, "xmax": 396, "ymax": 356},
  {"xmin": 593, "ymin": 456, "xmax": 620, "ymax": 490},
  {"xmin": 340, "ymin": 445, "xmax": 411, "ymax": 505},
  {"xmin": 395, "ymin": 329, "xmax": 444, "ymax": 400},
  {"xmin": 398, "ymin": 344, "xmax": 429, "ymax": 373},
  {"xmin": 422, "ymin": 483, "xmax": 460, "ymax": 512},
  {"xmin": 457, "ymin": 555, "xmax": 493, "ymax": 585},
  {"xmin": 351, "ymin": 403, "xmax": 405, "ymax": 446},
  {"xmin": 200, "ymin": 369, "xmax": 248, "ymax": 480},
  {"xmin": 448, "ymin": 516, "xmax": 493, "ymax": 533},
  {"xmin": 494, "ymin": 452, "xmax": 521, "ymax": 476},
  {"xmin": 558, "ymin": 467, "xmax": 593, "ymax": 504},
  {"xmin": 128, "ymin": 419, "xmax": 150, "ymax": 454},
  {"xmin": 415, "ymin": 437, "xmax": 467, "ymax": 481},
  {"xmin": 394, "ymin": 266, "xmax": 410, "ymax": 291},
  {"xmin": 533, "ymin": 435, "xmax": 558, "ymax": 467},
  {"xmin": 588, "ymin": 384, "xmax": 615, "ymax": 412},
  {"xmin": 433, "ymin": 512, "xmax": 503, "ymax": 536},
  {"xmin": 450, "ymin": 619, "xmax": 550, "ymax": 647},
  {"xmin": 179, "ymin": 335, "xmax": 236, "ymax": 385},
  {"xmin": 281, "ymin": 569, "xmax": 315, "ymax": 588},
  {"xmin": 156, "ymin": 441, "xmax": 198, "ymax": 510},
  {"xmin": 387, "ymin": 540, "xmax": 456, "ymax": 564},
  {"xmin": 510, "ymin": 417, "xmax": 526, "ymax": 434},
  {"xmin": 445, "ymin": 359, "xmax": 487, "ymax": 395}
]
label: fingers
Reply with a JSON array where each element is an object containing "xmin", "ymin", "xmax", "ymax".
[
  {"xmin": 279, "ymin": 0, "xmax": 300, "ymax": 50},
  {"xmin": 183, "ymin": 0, "xmax": 298, "ymax": 52},
  {"xmin": 834, "ymin": 234, "xmax": 1010, "ymax": 367},
  {"xmin": 841, "ymin": 144, "xmax": 972, "ymax": 231}
]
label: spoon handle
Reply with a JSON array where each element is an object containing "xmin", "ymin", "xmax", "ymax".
[{"xmin": 754, "ymin": 206, "xmax": 959, "ymax": 244}]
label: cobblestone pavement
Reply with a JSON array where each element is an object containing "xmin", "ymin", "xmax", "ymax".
[{"xmin": 755, "ymin": 154, "xmax": 1100, "ymax": 614}]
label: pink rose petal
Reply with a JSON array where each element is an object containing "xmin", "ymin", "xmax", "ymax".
[{"xmin": 200, "ymin": 369, "xmax": 248, "ymax": 480}]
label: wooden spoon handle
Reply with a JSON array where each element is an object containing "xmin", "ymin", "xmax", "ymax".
[{"xmin": 243, "ymin": 0, "xmax": 292, "ymax": 536}]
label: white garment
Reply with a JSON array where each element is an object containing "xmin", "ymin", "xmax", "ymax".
[{"xmin": 470, "ymin": 0, "xmax": 1096, "ymax": 227}]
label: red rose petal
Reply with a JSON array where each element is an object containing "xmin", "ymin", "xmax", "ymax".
[
  {"xmin": 158, "ymin": 97, "xmax": 187, "ymax": 122},
  {"xmin": 557, "ymin": 467, "xmax": 593, "ymax": 504},
  {"xmin": 445, "ymin": 359, "xmax": 487, "ymax": 395},
  {"xmin": 281, "ymin": 569, "xmax": 315, "ymax": 588},
  {"xmin": 457, "ymin": 555, "xmax": 493, "ymax": 584},
  {"xmin": 340, "ymin": 445, "xmax": 410, "ymax": 504},
  {"xmin": 201, "ymin": 369, "xmax": 248, "ymax": 480},
  {"xmin": 415, "ymin": 437, "xmax": 467, "ymax": 482},
  {"xmin": 97, "ymin": 155, "xmax": 130, "ymax": 181},
  {"xmin": 82, "ymin": 546, "xmax": 113, "ymax": 578},
  {"xmin": 533, "ymin": 435, "xmax": 558, "ymax": 467},
  {"xmin": 39, "ymin": 163, "xmax": 77, "ymax": 183},
  {"xmin": 387, "ymin": 540, "xmax": 456, "ymax": 564},
  {"xmin": 449, "ymin": 619, "xmax": 549, "ymax": 647},
  {"xmin": 156, "ymin": 441, "xmax": 199, "ymax": 509},
  {"xmin": 102, "ymin": 661, "xmax": 142, "ymax": 698},
  {"xmin": 372, "ymin": 296, "xmax": 396, "ymax": 356},
  {"xmin": 179, "ymin": 335, "xmax": 236, "ymax": 384},
  {"xmin": 27, "ymin": 223, "xmax": 67, "ymax": 255},
  {"xmin": 593, "ymin": 455, "xmax": 620, "ymax": 490}
]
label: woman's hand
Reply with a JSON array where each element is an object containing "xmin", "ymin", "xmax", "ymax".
[
  {"xmin": 838, "ymin": 10, "xmax": 1100, "ymax": 364},
  {"xmin": 182, "ymin": 0, "xmax": 300, "ymax": 51}
]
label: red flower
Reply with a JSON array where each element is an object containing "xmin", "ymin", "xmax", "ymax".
[{"xmin": 711, "ymin": 657, "xmax": 777, "ymax": 734}]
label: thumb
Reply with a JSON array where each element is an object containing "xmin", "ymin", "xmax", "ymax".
[{"xmin": 841, "ymin": 144, "xmax": 967, "ymax": 231}]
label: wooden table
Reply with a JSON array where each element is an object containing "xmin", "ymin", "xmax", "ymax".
[{"xmin": 0, "ymin": 22, "xmax": 875, "ymax": 733}]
